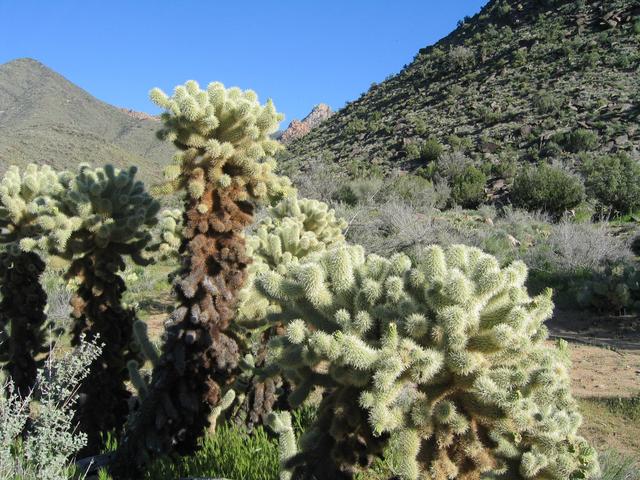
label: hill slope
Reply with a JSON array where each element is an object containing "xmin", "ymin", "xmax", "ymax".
[
  {"xmin": 0, "ymin": 58, "xmax": 172, "ymax": 182},
  {"xmin": 282, "ymin": 0, "xmax": 640, "ymax": 175}
]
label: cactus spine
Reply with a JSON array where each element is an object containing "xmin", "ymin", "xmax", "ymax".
[
  {"xmin": 114, "ymin": 81, "xmax": 290, "ymax": 473},
  {"xmin": 259, "ymin": 244, "xmax": 600, "ymax": 479},
  {"xmin": 56, "ymin": 164, "xmax": 159, "ymax": 452}
]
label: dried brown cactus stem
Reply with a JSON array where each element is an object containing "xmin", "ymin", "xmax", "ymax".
[{"xmin": 66, "ymin": 249, "xmax": 141, "ymax": 453}]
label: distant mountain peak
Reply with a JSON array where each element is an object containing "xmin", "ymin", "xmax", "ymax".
[
  {"xmin": 0, "ymin": 57, "xmax": 172, "ymax": 181},
  {"xmin": 281, "ymin": 103, "xmax": 333, "ymax": 144}
]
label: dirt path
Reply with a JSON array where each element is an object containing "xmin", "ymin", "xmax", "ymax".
[{"xmin": 565, "ymin": 343, "xmax": 640, "ymax": 398}]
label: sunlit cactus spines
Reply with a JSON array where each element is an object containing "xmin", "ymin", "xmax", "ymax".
[
  {"xmin": 150, "ymin": 80, "xmax": 293, "ymax": 203},
  {"xmin": 153, "ymin": 208, "xmax": 183, "ymax": 260},
  {"xmin": 227, "ymin": 196, "xmax": 347, "ymax": 428},
  {"xmin": 237, "ymin": 196, "xmax": 348, "ymax": 327},
  {"xmin": 259, "ymin": 244, "xmax": 599, "ymax": 479},
  {"xmin": 113, "ymin": 82, "xmax": 289, "ymax": 475},
  {"xmin": 0, "ymin": 163, "xmax": 79, "ymax": 254},
  {"xmin": 59, "ymin": 164, "xmax": 160, "ymax": 453}
]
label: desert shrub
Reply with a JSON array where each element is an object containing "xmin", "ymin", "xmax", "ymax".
[
  {"xmin": 527, "ymin": 220, "xmax": 632, "ymax": 276},
  {"xmin": 533, "ymin": 93, "xmax": 558, "ymax": 113},
  {"xmin": 450, "ymin": 165, "xmax": 487, "ymax": 208},
  {"xmin": 449, "ymin": 46, "xmax": 475, "ymax": 69},
  {"xmin": 511, "ymin": 163, "xmax": 585, "ymax": 216},
  {"xmin": 332, "ymin": 178, "xmax": 385, "ymax": 207},
  {"xmin": 260, "ymin": 244, "xmax": 599, "ymax": 479},
  {"xmin": 558, "ymin": 129, "xmax": 599, "ymax": 153},
  {"xmin": 419, "ymin": 137, "xmax": 443, "ymax": 163},
  {"xmin": 404, "ymin": 142, "xmax": 421, "ymax": 160},
  {"xmin": 576, "ymin": 261, "xmax": 640, "ymax": 315},
  {"xmin": 0, "ymin": 337, "xmax": 101, "ymax": 480},
  {"xmin": 581, "ymin": 153, "xmax": 640, "ymax": 215},
  {"xmin": 596, "ymin": 450, "xmax": 640, "ymax": 480},
  {"xmin": 386, "ymin": 175, "xmax": 450, "ymax": 210}
]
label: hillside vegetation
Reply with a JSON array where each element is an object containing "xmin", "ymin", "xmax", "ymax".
[
  {"xmin": 0, "ymin": 58, "xmax": 173, "ymax": 182},
  {"xmin": 282, "ymin": 0, "xmax": 640, "ymax": 211}
]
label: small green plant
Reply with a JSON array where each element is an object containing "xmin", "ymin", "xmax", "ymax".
[
  {"xmin": 533, "ymin": 93, "xmax": 558, "ymax": 114},
  {"xmin": 420, "ymin": 137, "xmax": 444, "ymax": 163}
]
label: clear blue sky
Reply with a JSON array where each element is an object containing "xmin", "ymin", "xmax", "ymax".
[{"xmin": 0, "ymin": 0, "xmax": 487, "ymax": 124}]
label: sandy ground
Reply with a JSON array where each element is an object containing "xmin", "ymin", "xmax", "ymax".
[{"xmin": 565, "ymin": 343, "xmax": 640, "ymax": 398}]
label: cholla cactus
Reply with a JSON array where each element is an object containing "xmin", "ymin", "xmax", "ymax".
[
  {"xmin": 231, "ymin": 196, "xmax": 347, "ymax": 428},
  {"xmin": 153, "ymin": 208, "xmax": 183, "ymax": 260},
  {"xmin": 0, "ymin": 164, "xmax": 74, "ymax": 395},
  {"xmin": 58, "ymin": 164, "xmax": 160, "ymax": 453},
  {"xmin": 114, "ymin": 81, "xmax": 291, "ymax": 473},
  {"xmin": 238, "ymin": 196, "xmax": 347, "ymax": 327},
  {"xmin": 0, "ymin": 164, "xmax": 79, "ymax": 253},
  {"xmin": 259, "ymin": 244, "xmax": 599, "ymax": 479}
]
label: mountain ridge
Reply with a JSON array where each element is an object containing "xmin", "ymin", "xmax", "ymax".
[
  {"xmin": 281, "ymin": 0, "xmax": 640, "ymax": 177},
  {"xmin": 0, "ymin": 57, "xmax": 172, "ymax": 182}
]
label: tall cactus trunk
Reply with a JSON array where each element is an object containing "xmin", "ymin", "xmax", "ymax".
[
  {"xmin": 113, "ymin": 185, "xmax": 254, "ymax": 474},
  {"xmin": 0, "ymin": 250, "xmax": 48, "ymax": 397},
  {"xmin": 67, "ymin": 250, "xmax": 140, "ymax": 454}
]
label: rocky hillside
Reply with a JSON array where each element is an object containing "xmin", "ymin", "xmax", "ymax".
[
  {"xmin": 280, "ymin": 103, "xmax": 333, "ymax": 144},
  {"xmin": 0, "ymin": 58, "xmax": 172, "ymax": 182},
  {"xmin": 282, "ymin": 0, "xmax": 640, "ymax": 174}
]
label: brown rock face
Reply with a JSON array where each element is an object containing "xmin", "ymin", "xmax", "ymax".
[
  {"xmin": 281, "ymin": 103, "xmax": 332, "ymax": 143},
  {"xmin": 119, "ymin": 108, "xmax": 160, "ymax": 122}
]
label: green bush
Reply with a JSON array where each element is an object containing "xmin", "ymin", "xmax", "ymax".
[
  {"xmin": 450, "ymin": 164, "xmax": 487, "ymax": 208},
  {"xmin": 511, "ymin": 163, "xmax": 585, "ymax": 216},
  {"xmin": 559, "ymin": 129, "xmax": 599, "ymax": 153},
  {"xmin": 419, "ymin": 137, "xmax": 443, "ymax": 163},
  {"xmin": 581, "ymin": 153, "xmax": 640, "ymax": 215}
]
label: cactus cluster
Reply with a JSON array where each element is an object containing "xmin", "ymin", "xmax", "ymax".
[
  {"xmin": 237, "ymin": 196, "xmax": 348, "ymax": 328},
  {"xmin": 258, "ymin": 244, "xmax": 599, "ymax": 479},
  {"xmin": 231, "ymin": 196, "xmax": 348, "ymax": 428},
  {"xmin": 150, "ymin": 80, "xmax": 291, "ymax": 203},
  {"xmin": 114, "ymin": 81, "xmax": 290, "ymax": 474}
]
